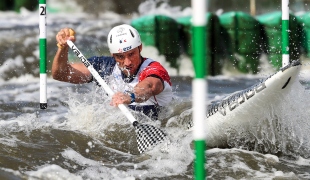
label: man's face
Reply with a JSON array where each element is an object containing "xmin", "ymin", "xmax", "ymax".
[{"xmin": 113, "ymin": 46, "xmax": 141, "ymax": 77}]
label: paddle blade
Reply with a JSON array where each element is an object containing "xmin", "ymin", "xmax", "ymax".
[{"xmin": 135, "ymin": 123, "xmax": 167, "ymax": 154}]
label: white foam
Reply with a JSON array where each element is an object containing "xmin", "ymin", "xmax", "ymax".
[
  {"xmin": 138, "ymin": 0, "xmax": 192, "ymax": 19},
  {"xmin": 264, "ymin": 154, "xmax": 279, "ymax": 163},
  {"xmin": 295, "ymin": 156, "xmax": 310, "ymax": 166},
  {"xmin": 26, "ymin": 164, "xmax": 83, "ymax": 180},
  {"xmin": 0, "ymin": 56, "xmax": 24, "ymax": 76},
  {"xmin": 0, "ymin": 2, "xmax": 309, "ymax": 179},
  {"xmin": 61, "ymin": 148, "xmax": 101, "ymax": 166}
]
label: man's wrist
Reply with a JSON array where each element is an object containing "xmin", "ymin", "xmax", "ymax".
[
  {"xmin": 125, "ymin": 91, "xmax": 135, "ymax": 103},
  {"xmin": 57, "ymin": 43, "xmax": 68, "ymax": 50}
]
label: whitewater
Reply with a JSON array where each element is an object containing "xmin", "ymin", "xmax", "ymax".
[{"xmin": 0, "ymin": 0, "xmax": 310, "ymax": 179}]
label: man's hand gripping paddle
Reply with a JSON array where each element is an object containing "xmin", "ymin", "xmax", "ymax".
[{"xmin": 66, "ymin": 29, "xmax": 167, "ymax": 153}]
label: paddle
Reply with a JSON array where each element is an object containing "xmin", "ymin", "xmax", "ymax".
[{"xmin": 66, "ymin": 39, "xmax": 167, "ymax": 154}]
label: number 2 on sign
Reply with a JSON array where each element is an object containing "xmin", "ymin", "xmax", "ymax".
[{"xmin": 40, "ymin": 6, "xmax": 46, "ymax": 15}]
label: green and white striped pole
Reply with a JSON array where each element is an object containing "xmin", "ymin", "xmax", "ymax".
[
  {"xmin": 282, "ymin": 0, "xmax": 289, "ymax": 67},
  {"xmin": 192, "ymin": 0, "xmax": 207, "ymax": 179},
  {"xmin": 39, "ymin": 0, "xmax": 47, "ymax": 109}
]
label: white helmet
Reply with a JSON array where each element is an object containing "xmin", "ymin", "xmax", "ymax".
[{"xmin": 107, "ymin": 24, "xmax": 142, "ymax": 54}]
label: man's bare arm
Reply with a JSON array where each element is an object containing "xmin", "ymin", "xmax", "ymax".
[
  {"xmin": 111, "ymin": 76, "xmax": 164, "ymax": 106},
  {"xmin": 134, "ymin": 76, "xmax": 164, "ymax": 102},
  {"xmin": 52, "ymin": 28, "xmax": 92, "ymax": 84}
]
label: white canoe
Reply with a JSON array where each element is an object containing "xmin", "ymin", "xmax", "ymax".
[{"xmin": 187, "ymin": 60, "xmax": 301, "ymax": 148}]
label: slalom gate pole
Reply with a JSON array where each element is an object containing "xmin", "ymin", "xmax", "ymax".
[
  {"xmin": 39, "ymin": 0, "xmax": 47, "ymax": 109},
  {"xmin": 191, "ymin": 0, "xmax": 207, "ymax": 179},
  {"xmin": 282, "ymin": 0, "xmax": 289, "ymax": 67}
]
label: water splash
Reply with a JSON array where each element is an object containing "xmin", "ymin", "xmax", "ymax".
[{"xmin": 137, "ymin": 0, "xmax": 192, "ymax": 19}]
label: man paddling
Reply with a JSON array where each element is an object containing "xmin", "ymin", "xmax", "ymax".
[{"xmin": 52, "ymin": 24, "xmax": 173, "ymax": 120}]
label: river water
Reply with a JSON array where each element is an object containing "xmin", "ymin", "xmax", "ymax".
[{"xmin": 1, "ymin": 0, "xmax": 310, "ymax": 179}]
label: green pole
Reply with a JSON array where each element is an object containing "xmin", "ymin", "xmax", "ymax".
[
  {"xmin": 191, "ymin": 0, "xmax": 207, "ymax": 179},
  {"xmin": 282, "ymin": 0, "xmax": 289, "ymax": 67},
  {"xmin": 39, "ymin": 0, "xmax": 47, "ymax": 109}
]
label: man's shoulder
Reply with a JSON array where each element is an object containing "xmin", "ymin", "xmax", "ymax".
[
  {"xmin": 142, "ymin": 58, "xmax": 165, "ymax": 69},
  {"xmin": 140, "ymin": 59, "xmax": 171, "ymax": 85},
  {"xmin": 147, "ymin": 61, "xmax": 168, "ymax": 72}
]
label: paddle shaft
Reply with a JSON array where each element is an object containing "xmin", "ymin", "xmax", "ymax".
[{"xmin": 66, "ymin": 40, "xmax": 137, "ymax": 125}]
